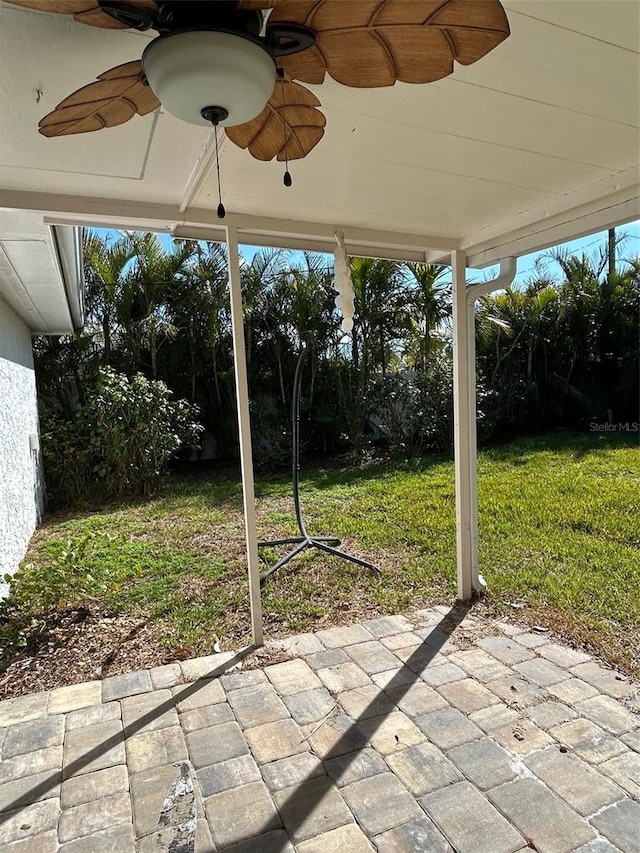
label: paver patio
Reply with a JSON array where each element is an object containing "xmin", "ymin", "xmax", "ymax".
[{"xmin": 0, "ymin": 603, "xmax": 638, "ymax": 852}]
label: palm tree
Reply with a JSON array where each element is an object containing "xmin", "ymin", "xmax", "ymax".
[
  {"xmin": 403, "ymin": 262, "xmax": 450, "ymax": 372},
  {"xmin": 350, "ymin": 257, "xmax": 408, "ymax": 376},
  {"xmin": 82, "ymin": 231, "xmax": 135, "ymax": 366}
]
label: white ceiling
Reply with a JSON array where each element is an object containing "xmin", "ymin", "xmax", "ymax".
[{"xmin": 0, "ymin": 0, "xmax": 638, "ymax": 281}]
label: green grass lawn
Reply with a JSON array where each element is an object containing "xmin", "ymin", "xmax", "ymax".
[{"xmin": 5, "ymin": 431, "xmax": 640, "ymax": 678}]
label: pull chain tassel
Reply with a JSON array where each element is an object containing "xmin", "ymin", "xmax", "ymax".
[
  {"xmin": 280, "ymin": 75, "xmax": 292, "ymax": 189},
  {"xmin": 214, "ymin": 124, "xmax": 225, "ymax": 219}
]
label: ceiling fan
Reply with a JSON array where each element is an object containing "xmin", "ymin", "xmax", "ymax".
[{"xmin": 6, "ymin": 0, "xmax": 510, "ymax": 162}]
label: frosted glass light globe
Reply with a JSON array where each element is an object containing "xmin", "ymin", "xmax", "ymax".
[{"xmin": 143, "ymin": 30, "xmax": 276, "ymax": 128}]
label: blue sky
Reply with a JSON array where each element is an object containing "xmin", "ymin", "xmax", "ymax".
[
  {"xmin": 475, "ymin": 221, "xmax": 640, "ymax": 286},
  {"xmin": 98, "ymin": 220, "xmax": 640, "ymax": 285}
]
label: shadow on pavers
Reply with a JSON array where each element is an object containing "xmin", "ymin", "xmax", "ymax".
[
  {"xmin": 0, "ymin": 646, "xmax": 254, "ymax": 822},
  {"xmin": 247, "ymin": 601, "xmax": 473, "ymax": 852},
  {"xmin": 1, "ymin": 601, "xmax": 474, "ymax": 851}
]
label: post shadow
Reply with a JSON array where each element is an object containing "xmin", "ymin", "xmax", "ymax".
[
  {"xmin": 213, "ymin": 600, "xmax": 474, "ymax": 851},
  {"xmin": 1, "ymin": 600, "xmax": 474, "ymax": 849},
  {"xmin": 0, "ymin": 646, "xmax": 254, "ymax": 822}
]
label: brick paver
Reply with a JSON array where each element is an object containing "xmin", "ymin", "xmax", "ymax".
[
  {"xmin": 1, "ymin": 606, "xmax": 638, "ymax": 853},
  {"xmin": 307, "ymin": 712, "xmax": 367, "ymax": 759},
  {"xmin": 48, "ymin": 682, "xmax": 101, "ymax": 715},
  {"xmin": 386, "ymin": 742, "xmax": 462, "ymax": 795},
  {"xmin": 527, "ymin": 700, "xmax": 577, "ymax": 730},
  {"xmin": 296, "ymin": 822, "xmax": 374, "ymax": 852},
  {"xmin": 422, "ymin": 781, "xmax": 524, "ymax": 853},
  {"xmin": 57, "ymin": 792, "xmax": 132, "ymax": 844},
  {"xmin": 373, "ymin": 815, "xmax": 453, "ymax": 853},
  {"xmin": 591, "ymin": 799, "xmax": 640, "ymax": 852},
  {"xmin": 525, "ymin": 747, "xmax": 623, "ymax": 816},
  {"xmin": 486, "ymin": 673, "xmax": 547, "ymax": 706},
  {"xmin": 599, "ymin": 750, "xmax": 640, "ymax": 799},
  {"xmin": 63, "ymin": 721, "xmax": 125, "ymax": 778},
  {"xmin": 570, "ymin": 661, "xmax": 635, "ymax": 700},
  {"xmin": 324, "ymin": 747, "xmax": 387, "ymax": 786},
  {"xmin": 129, "ymin": 763, "xmax": 184, "ymax": 839},
  {"xmin": 265, "ymin": 659, "xmax": 323, "ymax": 695},
  {"xmin": 204, "ymin": 780, "xmax": 281, "ymax": 848},
  {"xmin": 549, "ymin": 717, "xmax": 629, "ymax": 764},
  {"xmin": 342, "ymin": 772, "xmax": 424, "ymax": 836},
  {"xmin": 261, "ymin": 751, "xmax": 324, "ymax": 792},
  {"xmin": 447, "ymin": 737, "xmax": 517, "ymax": 790},
  {"xmin": 282, "ymin": 687, "xmax": 336, "ymax": 725},
  {"xmin": 226, "ymin": 682, "xmax": 288, "ymax": 728},
  {"xmin": 3, "ymin": 716, "xmax": 65, "ymax": 757},
  {"xmin": 61, "ymin": 765, "xmax": 128, "ymax": 809},
  {"xmin": 196, "ymin": 753, "xmax": 261, "ymax": 796},
  {"xmin": 186, "ymin": 721, "xmax": 248, "ymax": 768},
  {"xmin": 245, "ymin": 718, "xmax": 306, "ymax": 765},
  {"xmin": 125, "ymin": 726, "xmax": 187, "ymax": 773},
  {"xmin": 387, "ymin": 681, "xmax": 448, "ymax": 717},
  {"xmin": 488, "ymin": 777, "xmax": 596, "ymax": 852},
  {"xmin": 344, "ymin": 640, "xmax": 403, "ymax": 675},
  {"xmin": 414, "ymin": 706, "xmax": 482, "ymax": 750},
  {"xmin": 101, "ymin": 671, "xmax": 152, "ymax": 703},
  {"xmin": 315, "ymin": 661, "xmax": 372, "ymax": 693},
  {"xmin": 477, "ymin": 636, "xmax": 535, "ymax": 665},
  {"xmin": 492, "ymin": 718, "xmax": 553, "ymax": 755},
  {"xmin": 437, "ymin": 677, "xmax": 500, "ymax": 713},
  {"xmin": 360, "ymin": 710, "xmax": 425, "ymax": 755},
  {"xmin": 337, "ymin": 684, "xmax": 396, "ymax": 720},
  {"xmin": 273, "ymin": 777, "xmax": 352, "ymax": 842},
  {"xmin": 575, "ymin": 694, "xmax": 637, "ymax": 735}
]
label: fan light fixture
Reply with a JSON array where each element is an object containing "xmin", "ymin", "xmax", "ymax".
[
  {"xmin": 142, "ymin": 30, "xmax": 276, "ymax": 128},
  {"xmin": 20, "ymin": 0, "xmax": 511, "ymax": 224}
]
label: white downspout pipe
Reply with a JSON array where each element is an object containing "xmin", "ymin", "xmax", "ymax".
[
  {"xmin": 226, "ymin": 225, "xmax": 263, "ymax": 645},
  {"xmin": 466, "ymin": 258, "xmax": 517, "ymax": 592},
  {"xmin": 452, "ymin": 253, "xmax": 516, "ymax": 600}
]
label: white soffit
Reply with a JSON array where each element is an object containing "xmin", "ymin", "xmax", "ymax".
[
  {"xmin": 0, "ymin": 0, "xmax": 638, "ymax": 266},
  {"xmin": 0, "ymin": 210, "xmax": 79, "ymax": 334}
]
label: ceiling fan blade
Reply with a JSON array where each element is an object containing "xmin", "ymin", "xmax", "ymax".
[
  {"xmin": 271, "ymin": 0, "xmax": 510, "ymax": 88},
  {"xmin": 237, "ymin": 1, "xmax": 285, "ymax": 7},
  {"xmin": 225, "ymin": 79, "xmax": 325, "ymax": 162},
  {"xmin": 38, "ymin": 61, "xmax": 159, "ymax": 137},
  {"xmin": 3, "ymin": 0, "xmax": 157, "ymax": 29}
]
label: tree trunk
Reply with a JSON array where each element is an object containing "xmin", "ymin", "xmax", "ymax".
[{"xmin": 150, "ymin": 326, "xmax": 158, "ymax": 380}]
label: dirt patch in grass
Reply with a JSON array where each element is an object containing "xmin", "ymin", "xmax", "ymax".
[
  {"xmin": 0, "ymin": 607, "xmax": 167, "ymax": 697},
  {"xmin": 2, "ymin": 433, "xmax": 638, "ymax": 698}
]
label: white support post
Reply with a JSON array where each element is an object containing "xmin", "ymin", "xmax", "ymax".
[
  {"xmin": 226, "ymin": 225, "xmax": 263, "ymax": 646},
  {"xmin": 466, "ymin": 296, "xmax": 481, "ymax": 589},
  {"xmin": 451, "ymin": 250, "xmax": 476, "ymax": 600}
]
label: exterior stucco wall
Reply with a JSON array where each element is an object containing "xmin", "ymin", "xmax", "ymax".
[{"xmin": 0, "ymin": 296, "xmax": 43, "ymax": 595}]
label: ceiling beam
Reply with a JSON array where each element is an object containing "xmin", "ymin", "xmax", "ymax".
[
  {"xmin": 460, "ymin": 167, "xmax": 639, "ymax": 268},
  {"xmin": 2, "ymin": 172, "xmax": 638, "ymax": 268},
  {"xmin": 0, "ymin": 189, "xmax": 457, "ymax": 262}
]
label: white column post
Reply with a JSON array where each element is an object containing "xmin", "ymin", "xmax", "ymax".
[
  {"xmin": 451, "ymin": 249, "xmax": 477, "ymax": 600},
  {"xmin": 226, "ymin": 225, "xmax": 263, "ymax": 646},
  {"xmin": 467, "ymin": 297, "xmax": 481, "ymax": 587}
]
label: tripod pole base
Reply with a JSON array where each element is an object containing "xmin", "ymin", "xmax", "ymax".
[{"xmin": 259, "ymin": 535, "xmax": 380, "ymax": 585}]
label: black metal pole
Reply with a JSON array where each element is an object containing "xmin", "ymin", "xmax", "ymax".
[{"xmin": 258, "ymin": 343, "xmax": 380, "ymax": 585}]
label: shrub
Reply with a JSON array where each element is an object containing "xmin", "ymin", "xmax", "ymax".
[
  {"xmin": 40, "ymin": 367, "xmax": 203, "ymax": 506},
  {"xmin": 366, "ymin": 356, "xmax": 455, "ymax": 455},
  {"xmin": 0, "ymin": 531, "xmax": 124, "ymax": 664}
]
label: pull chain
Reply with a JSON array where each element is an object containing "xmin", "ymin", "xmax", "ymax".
[
  {"xmin": 280, "ymin": 74, "xmax": 292, "ymax": 187},
  {"xmin": 214, "ymin": 123, "xmax": 225, "ymax": 219}
]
